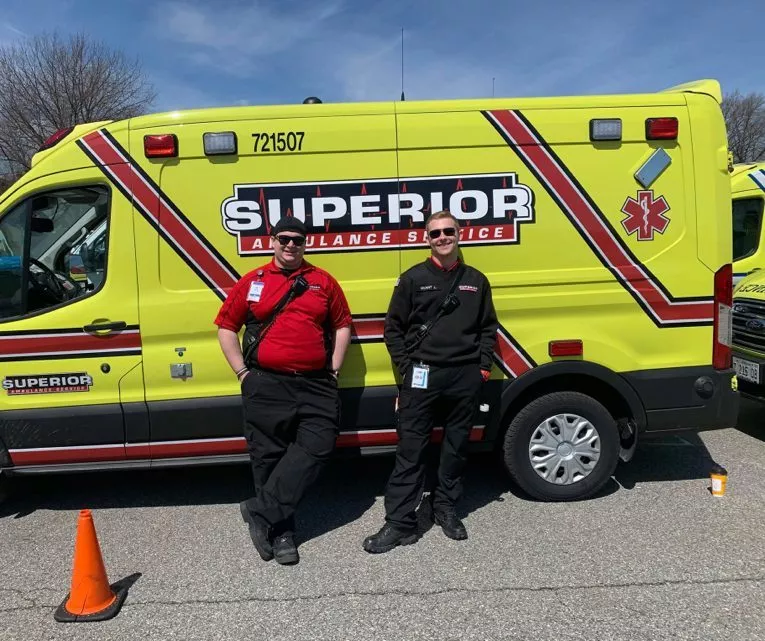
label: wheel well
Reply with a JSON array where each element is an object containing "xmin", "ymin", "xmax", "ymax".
[
  {"xmin": 0, "ymin": 434, "xmax": 10, "ymax": 468},
  {"xmin": 501, "ymin": 373, "xmax": 635, "ymax": 440}
]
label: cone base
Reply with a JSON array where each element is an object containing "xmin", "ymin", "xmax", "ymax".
[{"xmin": 54, "ymin": 583, "xmax": 128, "ymax": 623}]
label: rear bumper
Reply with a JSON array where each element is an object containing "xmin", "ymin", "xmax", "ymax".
[{"xmin": 622, "ymin": 366, "xmax": 739, "ymax": 433}]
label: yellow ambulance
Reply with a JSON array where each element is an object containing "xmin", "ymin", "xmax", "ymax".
[
  {"xmin": 0, "ymin": 79, "xmax": 738, "ymax": 502},
  {"xmin": 731, "ymin": 161, "xmax": 765, "ymax": 286},
  {"xmin": 732, "ymin": 267, "xmax": 765, "ymax": 398}
]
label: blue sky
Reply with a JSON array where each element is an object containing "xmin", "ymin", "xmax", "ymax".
[{"xmin": 0, "ymin": 0, "xmax": 762, "ymax": 113}]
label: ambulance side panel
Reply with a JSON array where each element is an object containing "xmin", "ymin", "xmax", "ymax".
[
  {"xmin": 395, "ymin": 93, "xmax": 732, "ymax": 434},
  {"xmin": 129, "ymin": 109, "xmax": 401, "ymax": 457}
]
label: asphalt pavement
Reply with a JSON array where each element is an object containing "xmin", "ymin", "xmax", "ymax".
[{"xmin": 1, "ymin": 399, "xmax": 764, "ymax": 640}]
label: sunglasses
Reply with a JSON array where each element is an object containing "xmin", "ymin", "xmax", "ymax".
[
  {"xmin": 274, "ymin": 234, "xmax": 306, "ymax": 247},
  {"xmin": 428, "ymin": 227, "xmax": 457, "ymax": 239}
]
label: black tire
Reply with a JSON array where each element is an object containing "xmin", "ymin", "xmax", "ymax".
[{"xmin": 503, "ymin": 391, "xmax": 620, "ymax": 501}]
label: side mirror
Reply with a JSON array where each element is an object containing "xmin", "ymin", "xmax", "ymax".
[{"xmin": 30, "ymin": 217, "xmax": 54, "ymax": 233}]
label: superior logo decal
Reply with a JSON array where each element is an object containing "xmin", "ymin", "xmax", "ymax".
[
  {"xmin": 221, "ymin": 173, "xmax": 535, "ymax": 255},
  {"xmin": 3, "ymin": 373, "xmax": 93, "ymax": 395}
]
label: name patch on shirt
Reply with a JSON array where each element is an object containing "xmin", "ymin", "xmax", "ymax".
[
  {"xmin": 419, "ymin": 284, "xmax": 438, "ymax": 291},
  {"xmin": 458, "ymin": 285, "xmax": 478, "ymax": 293},
  {"xmin": 247, "ymin": 281, "xmax": 264, "ymax": 302}
]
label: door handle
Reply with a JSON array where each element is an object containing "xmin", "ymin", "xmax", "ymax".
[{"xmin": 83, "ymin": 320, "xmax": 127, "ymax": 333}]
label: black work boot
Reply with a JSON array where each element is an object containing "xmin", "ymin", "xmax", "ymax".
[
  {"xmin": 433, "ymin": 508, "xmax": 468, "ymax": 541},
  {"xmin": 272, "ymin": 534, "xmax": 299, "ymax": 565},
  {"xmin": 240, "ymin": 501, "xmax": 273, "ymax": 561},
  {"xmin": 362, "ymin": 523, "xmax": 419, "ymax": 553}
]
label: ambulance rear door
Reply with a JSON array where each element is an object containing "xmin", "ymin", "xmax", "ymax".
[{"xmin": 0, "ymin": 168, "xmax": 143, "ymax": 469}]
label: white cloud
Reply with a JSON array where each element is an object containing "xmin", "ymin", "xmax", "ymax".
[
  {"xmin": 154, "ymin": 0, "xmax": 345, "ymax": 78},
  {"xmin": 146, "ymin": 0, "xmax": 765, "ymax": 106},
  {"xmin": 151, "ymin": 1, "xmax": 501, "ymax": 102},
  {"xmin": 151, "ymin": 75, "xmax": 228, "ymax": 112}
]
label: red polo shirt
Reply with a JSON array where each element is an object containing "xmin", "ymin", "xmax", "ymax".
[{"xmin": 214, "ymin": 259, "xmax": 352, "ymax": 373}]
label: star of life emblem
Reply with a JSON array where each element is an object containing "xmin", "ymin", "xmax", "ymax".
[{"xmin": 620, "ymin": 190, "xmax": 670, "ymax": 241}]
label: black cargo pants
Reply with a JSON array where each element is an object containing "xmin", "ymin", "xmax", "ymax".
[
  {"xmin": 240, "ymin": 368, "xmax": 340, "ymax": 538},
  {"xmin": 384, "ymin": 362, "xmax": 483, "ymax": 530}
]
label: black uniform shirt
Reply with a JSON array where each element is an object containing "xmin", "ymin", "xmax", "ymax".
[{"xmin": 383, "ymin": 258, "xmax": 498, "ymax": 376}]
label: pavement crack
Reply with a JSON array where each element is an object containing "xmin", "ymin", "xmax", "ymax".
[
  {"xmin": 127, "ymin": 574, "xmax": 765, "ymax": 608},
  {"xmin": 0, "ymin": 586, "xmax": 41, "ymax": 610},
  {"xmin": 2, "ymin": 575, "xmax": 762, "ymax": 614}
]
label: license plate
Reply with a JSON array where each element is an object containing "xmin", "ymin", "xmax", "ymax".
[{"xmin": 733, "ymin": 356, "xmax": 760, "ymax": 384}]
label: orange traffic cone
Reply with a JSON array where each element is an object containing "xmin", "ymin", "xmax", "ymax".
[{"xmin": 54, "ymin": 509, "xmax": 128, "ymax": 622}]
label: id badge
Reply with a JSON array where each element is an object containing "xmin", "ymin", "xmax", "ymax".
[
  {"xmin": 411, "ymin": 364, "xmax": 429, "ymax": 389},
  {"xmin": 247, "ymin": 281, "xmax": 264, "ymax": 302}
]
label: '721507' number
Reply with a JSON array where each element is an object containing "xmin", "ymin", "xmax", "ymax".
[{"xmin": 252, "ymin": 132, "xmax": 305, "ymax": 153}]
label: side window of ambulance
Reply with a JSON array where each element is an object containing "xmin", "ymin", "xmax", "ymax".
[
  {"xmin": 0, "ymin": 185, "xmax": 109, "ymax": 321},
  {"xmin": 733, "ymin": 197, "xmax": 764, "ymax": 261}
]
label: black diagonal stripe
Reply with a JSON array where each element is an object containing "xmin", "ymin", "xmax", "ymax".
[
  {"xmin": 510, "ymin": 110, "xmax": 710, "ymax": 305},
  {"xmin": 100, "ymin": 129, "xmax": 240, "ymax": 283},
  {"xmin": 81, "ymin": 134, "xmax": 229, "ymax": 302},
  {"xmin": 484, "ymin": 111, "xmax": 711, "ymax": 329},
  {"xmin": 497, "ymin": 323, "xmax": 537, "ymax": 368}
]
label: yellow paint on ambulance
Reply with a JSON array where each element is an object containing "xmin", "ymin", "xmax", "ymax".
[{"xmin": 0, "ymin": 78, "xmax": 737, "ymax": 480}]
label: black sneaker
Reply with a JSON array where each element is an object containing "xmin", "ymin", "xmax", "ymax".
[
  {"xmin": 362, "ymin": 523, "xmax": 419, "ymax": 554},
  {"xmin": 433, "ymin": 509, "xmax": 467, "ymax": 541},
  {"xmin": 273, "ymin": 534, "xmax": 300, "ymax": 565},
  {"xmin": 239, "ymin": 501, "xmax": 273, "ymax": 561}
]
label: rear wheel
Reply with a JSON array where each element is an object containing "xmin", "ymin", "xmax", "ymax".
[{"xmin": 503, "ymin": 391, "xmax": 620, "ymax": 501}]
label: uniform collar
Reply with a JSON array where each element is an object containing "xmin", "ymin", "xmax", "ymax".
[
  {"xmin": 267, "ymin": 258, "xmax": 314, "ymax": 276},
  {"xmin": 429, "ymin": 256, "xmax": 461, "ymax": 272}
]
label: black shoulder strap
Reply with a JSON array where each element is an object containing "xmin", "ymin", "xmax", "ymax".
[
  {"xmin": 406, "ymin": 263, "xmax": 466, "ymax": 353},
  {"xmin": 242, "ymin": 275, "xmax": 309, "ymax": 365}
]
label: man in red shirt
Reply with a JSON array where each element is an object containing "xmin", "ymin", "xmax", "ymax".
[{"xmin": 215, "ymin": 217, "xmax": 352, "ymax": 565}]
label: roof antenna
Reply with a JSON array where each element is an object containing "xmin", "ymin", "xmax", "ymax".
[{"xmin": 400, "ymin": 27, "xmax": 405, "ymax": 101}]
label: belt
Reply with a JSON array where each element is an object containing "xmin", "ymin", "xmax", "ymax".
[{"xmin": 255, "ymin": 366, "xmax": 331, "ymax": 379}]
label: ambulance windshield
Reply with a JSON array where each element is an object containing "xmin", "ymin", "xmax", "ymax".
[{"xmin": 733, "ymin": 197, "xmax": 764, "ymax": 261}]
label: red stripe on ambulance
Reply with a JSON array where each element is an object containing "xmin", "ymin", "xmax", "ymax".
[
  {"xmin": 80, "ymin": 130, "xmax": 239, "ymax": 300},
  {"xmin": 0, "ymin": 328, "xmax": 141, "ymax": 360},
  {"xmin": 493, "ymin": 326, "xmax": 535, "ymax": 378},
  {"xmin": 484, "ymin": 110, "xmax": 713, "ymax": 327}
]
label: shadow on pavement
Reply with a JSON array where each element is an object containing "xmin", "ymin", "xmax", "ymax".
[
  {"xmin": 614, "ymin": 433, "xmax": 720, "ymax": 490},
  {"xmin": 735, "ymin": 397, "xmax": 765, "ymax": 443},
  {"xmin": 0, "ymin": 435, "xmax": 725, "ymax": 536}
]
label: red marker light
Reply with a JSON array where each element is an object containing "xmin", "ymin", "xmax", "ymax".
[
  {"xmin": 646, "ymin": 117, "xmax": 678, "ymax": 140},
  {"xmin": 713, "ymin": 263, "xmax": 732, "ymax": 370},
  {"xmin": 549, "ymin": 340, "xmax": 583, "ymax": 357},
  {"xmin": 39, "ymin": 126, "xmax": 75, "ymax": 151},
  {"xmin": 144, "ymin": 134, "xmax": 178, "ymax": 158}
]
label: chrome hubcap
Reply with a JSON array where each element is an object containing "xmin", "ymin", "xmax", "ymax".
[{"xmin": 528, "ymin": 413, "xmax": 601, "ymax": 485}]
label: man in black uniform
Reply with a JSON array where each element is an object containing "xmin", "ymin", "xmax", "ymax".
[{"xmin": 363, "ymin": 210, "xmax": 498, "ymax": 553}]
